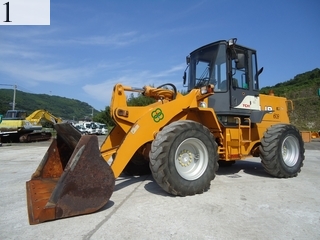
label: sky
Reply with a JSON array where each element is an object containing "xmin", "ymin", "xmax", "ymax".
[{"xmin": 0, "ymin": 0, "xmax": 319, "ymax": 111}]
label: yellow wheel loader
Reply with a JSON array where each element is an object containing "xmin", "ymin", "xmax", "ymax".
[{"xmin": 26, "ymin": 38, "xmax": 305, "ymax": 225}]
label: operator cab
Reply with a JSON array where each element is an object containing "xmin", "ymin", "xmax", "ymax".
[
  {"xmin": 4, "ymin": 110, "xmax": 27, "ymax": 120},
  {"xmin": 184, "ymin": 38, "xmax": 266, "ymax": 125}
]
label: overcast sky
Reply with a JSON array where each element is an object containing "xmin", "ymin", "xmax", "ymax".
[{"xmin": 0, "ymin": 0, "xmax": 319, "ymax": 111}]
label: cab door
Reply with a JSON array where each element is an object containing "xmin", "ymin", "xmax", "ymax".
[{"xmin": 229, "ymin": 48, "xmax": 260, "ymax": 111}]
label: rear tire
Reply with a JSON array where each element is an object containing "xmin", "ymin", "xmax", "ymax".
[
  {"xmin": 259, "ymin": 124, "xmax": 304, "ymax": 178},
  {"xmin": 149, "ymin": 120, "xmax": 218, "ymax": 196}
]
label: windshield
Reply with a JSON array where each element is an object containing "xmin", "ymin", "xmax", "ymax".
[
  {"xmin": 188, "ymin": 43, "xmax": 227, "ymax": 92},
  {"xmin": 4, "ymin": 110, "xmax": 27, "ymax": 119}
]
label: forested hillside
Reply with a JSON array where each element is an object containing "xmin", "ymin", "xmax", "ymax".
[
  {"xmin": 0, "ymin": 89, "xmax": 98, "ymax": 121},
  {"xmin": 260, "ymin": 68, "xmax": 320, "ymax": 131}
]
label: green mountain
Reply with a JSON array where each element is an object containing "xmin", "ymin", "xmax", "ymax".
[
  {"xmin": 0, "ymin": 89, "xmax": 99, "ymax": 121},
  {"xmin": 260, "ymin": 68, "xmax": 320, "ymax": 131}
]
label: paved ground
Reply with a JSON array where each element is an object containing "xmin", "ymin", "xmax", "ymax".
[{"xmin": 0, "ymin": 137, "xmax": 319, "ymax": 240}]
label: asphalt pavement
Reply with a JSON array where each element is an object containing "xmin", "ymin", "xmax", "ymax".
[{"xmin": 0, "ymin": 136, "xmax": 319, "ymax": 240}]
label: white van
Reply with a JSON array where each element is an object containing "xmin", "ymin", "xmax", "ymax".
[
  {"xmin": 84, "ymin": 122, "xmax": 100, "ymax": 135},
  {"xmin": 97, "ymin": 123, "xmax": 108, "ymax": 135}
]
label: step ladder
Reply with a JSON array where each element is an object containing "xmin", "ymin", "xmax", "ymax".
[{"xmin": 234, "ymin": 117, "xmax": 252, "ymax": 155}]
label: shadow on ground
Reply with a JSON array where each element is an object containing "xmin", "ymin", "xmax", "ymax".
[{"xmin": 217, "ymin": 160, "xmax": 271, "ymax": 178}]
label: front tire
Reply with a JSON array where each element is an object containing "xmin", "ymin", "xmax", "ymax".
[
  {"xmin": 259, "ymin": 124, "xmax": 305, "ymax": 178},
  {"xmin": 149, "ymin": 120, "xmax": 218, "ymax": 196}
]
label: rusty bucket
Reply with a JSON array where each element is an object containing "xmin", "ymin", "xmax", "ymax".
[{"xmin": 26, "ymin": 123, "xmax": 115, "ymax": 225}]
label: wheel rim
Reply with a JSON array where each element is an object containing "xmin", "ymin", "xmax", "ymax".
[
  {"xmin": 281, "ymin": 135, "xmax": 300, "ymax": 167},
  {"xmin": 174, "ymin": 138, "xmax": 208, "ymax": 180}
]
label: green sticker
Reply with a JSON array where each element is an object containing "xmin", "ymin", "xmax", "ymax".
[{"xmin": 151, "ymin": 108, "xmax": 164, "ymax": 123}]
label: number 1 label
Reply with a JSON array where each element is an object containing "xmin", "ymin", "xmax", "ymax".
[
  {"xmin": 3, "ymin": 2, "xmax": 12, "ymax": 22},
  {"xmin": 1, "ymin": 0, "xmax": 50, "ymax": 25}
]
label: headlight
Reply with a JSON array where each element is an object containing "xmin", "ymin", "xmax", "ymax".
[{"xmin": 199, "ymin": 101, "xmax": 207, "ymax": 108}]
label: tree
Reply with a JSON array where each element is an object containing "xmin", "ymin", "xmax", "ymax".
[
  {"xmin": 93, "ymin": 106, "xmax": 114, "ymax": 126},
  {"xmin": 127, "ymin": 93, "xmax": 155, "ymax": 106}
]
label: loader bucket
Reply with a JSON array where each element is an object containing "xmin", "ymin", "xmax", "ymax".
[{"xmin": 26, "ymin": 123, "xmax": 115, "ymax": 225}]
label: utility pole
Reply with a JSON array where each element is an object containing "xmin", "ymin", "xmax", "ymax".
[
  {"xmin": 91, "ymin": 108, "xmax": 94, "ymax": 121},
  {"xmin": 0, "ymin": 84, "xmax": 17, "ymax": 110},
  {"xmin": 13, "ymin": 85, "xmax": 17, "ymax": 110}
]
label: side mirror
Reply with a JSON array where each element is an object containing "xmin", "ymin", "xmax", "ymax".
[
  {"xmin": 236, "ymin": 53, "xmax": 245, "ymax": 69},
  {"xmin": 257, "ymin": 67, "xmax": 264, "ymax": 76},
  {"xmin": 183, "ymin": 71, "xmax": 187, "ymax": 85}
]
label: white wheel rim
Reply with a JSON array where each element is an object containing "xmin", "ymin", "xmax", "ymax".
[
  {"xmin": 174, "ymin": 138, "xmax": 208, "ymax": 180},
  {"xmin": 281, "ymin": 135, "xmax": 300, "ymax": 167}
]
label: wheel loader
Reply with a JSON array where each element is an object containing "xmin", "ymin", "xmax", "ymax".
[{"xmin": 26, "ymin": 38, "xmax": 305, "ymax": 225}]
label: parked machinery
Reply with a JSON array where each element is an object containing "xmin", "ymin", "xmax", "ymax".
[{"xmin": 0, "ymin": 109, "xmax": 62, "ymax": 142}]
